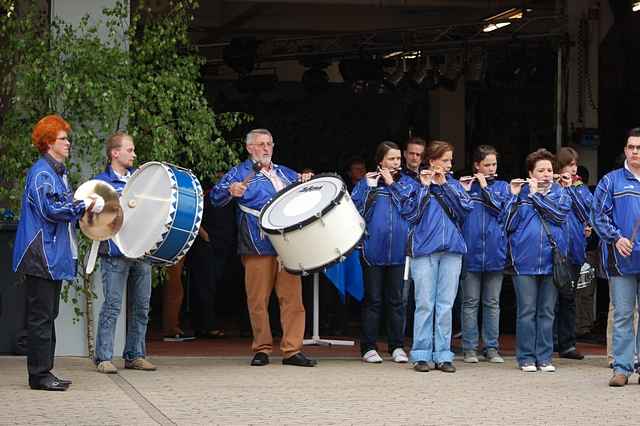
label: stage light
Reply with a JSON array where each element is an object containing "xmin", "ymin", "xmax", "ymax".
[
  {"xmin": 633, "ymin": 1, "xmax": 640, "ymax": 12},
  {"xmin": 482, "ymin": 8, "xmax": 525, "ymax": 33}
]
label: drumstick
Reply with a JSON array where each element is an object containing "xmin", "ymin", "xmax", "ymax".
[{"xmin": 241, "ymin": 161, "xmax": 263, "ymax": 185}]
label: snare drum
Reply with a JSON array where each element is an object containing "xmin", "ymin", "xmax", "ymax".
[
  {"xmin": 576, "ymin": 262, "xmax": 595, "ymax": 290},
  {"xmin": 260, "ymin": 174, "xmax": 365, "ymax": 275},
  {"xmin": 113, "ymin": 162, "xmax": 203, "ymax": 265}
]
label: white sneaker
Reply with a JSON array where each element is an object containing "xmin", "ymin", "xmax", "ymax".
[
  {"xmin": 464, "ymin": 351, "xmax": 479, "ymax": 363},
  {"xmin": 538, "ymin": 364, "xmax": 556, "ymax": 372},
  {"xmin": 362, "ymin": 349, "xmax": 383, "ymax": 363},
  {"xmin": 521, "ymin": 364, "xmax": 537, "ymax": 373},
  {"xmin": 391, "ymin": 348, "xmax": 409, "ymax": 363}
]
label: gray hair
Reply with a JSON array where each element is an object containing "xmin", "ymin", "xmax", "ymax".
[{"xmin": 245, "ymin": 128, "xmax": 273, "ymax": 146}]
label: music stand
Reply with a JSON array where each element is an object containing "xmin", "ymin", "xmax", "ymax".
[{"xmin": 303, "ymin": 272, "xmax": 354, "ymax": 347}]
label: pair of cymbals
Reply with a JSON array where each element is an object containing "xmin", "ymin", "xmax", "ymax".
[{"xmin": 74, "ymin": 180, "xmax": 124, "ymax": 241}]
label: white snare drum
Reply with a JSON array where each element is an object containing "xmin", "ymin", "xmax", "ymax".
[
  {"xmin": 113, "ymin": 162, "xmax": 203, "ymax": 265},
  {"xmin": 260, "ymin": 174, "xmax": 365, "ymax": 275},
  {"xmin": 576, "ymin": 262, "xmax": 595, "ymax": 290}
]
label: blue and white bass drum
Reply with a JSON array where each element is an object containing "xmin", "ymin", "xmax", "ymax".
[{"xmin": 113, "ymin": 161, "xmax": 203, "ymax": 265}]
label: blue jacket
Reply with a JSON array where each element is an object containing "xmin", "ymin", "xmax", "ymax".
[
  {"xmin": 591, "ymin": 167, "xmax": 640, "ymax": 277},
  {"xmin": 401, "ymin": 176, "xmax": 473, "ymax": 258},
  {"xmin": 563, "ymin": 183, "xmax": 593, "ymax": 266},
  {"xmin": 12, "ymin": 155, "xmax": 86, "ymax": 281},
  {"xmin": 94, "ymin": 165, "xmax": 134, "ymax": 257},
  {"xmin": 211, "ymin": 159, "xmax": 299, "ymax": 256},
  {"xmin": 351, "ymin": 174, "xmax": 413, "ymax": 266},
  {"xmin": 503, "ymin": 183, "xmax": 571, "ymax": 275},
  {"xmin": 462, "ymin": 179, "xmax": 510, "ymax": 272}
]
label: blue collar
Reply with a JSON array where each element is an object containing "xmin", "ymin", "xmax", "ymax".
[{"xmin": 43, "ymin": 153, "xmax": 66, "ymax": 176}]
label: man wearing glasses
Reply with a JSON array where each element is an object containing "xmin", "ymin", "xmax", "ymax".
[
  {"xmin": 212, "ymin": 129, "xmax": 316, "ymax": 367},
  {"xmin": 13, "ymin": 115, "xmax": 103, "ymax": 391},
  {"xmin": 592, "ymin": 127, "xmax": 640, "ymax": 387}
]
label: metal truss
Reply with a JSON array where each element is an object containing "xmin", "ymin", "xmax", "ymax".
[{"xmin": 199, "ymin": 13, "xmax": 567, "ymax": 65}]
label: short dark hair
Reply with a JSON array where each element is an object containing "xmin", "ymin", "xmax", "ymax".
[
  {"xmin": 375, "ymin": 141, "xmax": 401, "ymax": 165},
  {"xmin": 405, "ymin": 136, "xmax": 426, "ymax": 151},
  {"xmin": 473, "ymin": 145, "xmax": 498, "ymax": 164},
  {"xmin": 627, "ymin": 127, "xmax": 640, "ymax": 139},
  {"xmin": 526, "ymin": 148, "xmax": 555, "ymax": 173},
  {"xmin": 424, "ymin": 140, "xmax": 454, "ymax": 164},
  {"xmin": 556, "ymin": 147, "xmax": 579, "ymax": 170}
]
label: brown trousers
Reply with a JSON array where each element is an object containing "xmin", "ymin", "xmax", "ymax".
[
  {"xmin": 242, "ymin": 255, "xmax": 305, "ymax": 357},
  {"xmin": 163, "ymin": 257, "xmax": 185, "ymax": 335}
]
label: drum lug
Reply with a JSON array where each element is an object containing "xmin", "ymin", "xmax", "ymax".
[
  {"xmin": 315, "ymin": 212, "xmax": 326, "ymax": 227},
  {"xmin": 280, "ymin": 229, "xmax": 289, "ymax": 242},
  {"xmin": 335, "ymin": 248, "xmax": 345, "ymax": 262},
  {"xmin": 299, "ymin": 264, "xmax": 308, "ymax": 276}
]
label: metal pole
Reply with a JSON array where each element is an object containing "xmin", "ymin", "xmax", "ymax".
[
  {"xmin": 313, "ymin": 272, "xmax": 320, "ymax": 340},
  {"xmin": 556, "ymin": 46, "xmax": 563, "ymax": 153}
]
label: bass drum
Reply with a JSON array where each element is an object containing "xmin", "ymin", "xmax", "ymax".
[
  {"xmin": 260, "ymin": 173, "xmax": 365, "ymax": 275},
  {"xmin": 113, "ymin": 161, "xmax": 203, "ymax": 265}
]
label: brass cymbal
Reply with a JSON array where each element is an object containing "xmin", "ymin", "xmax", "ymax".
[{"xmin": 74, "ymin": 180, "xmax": 123, "ymax": 241}]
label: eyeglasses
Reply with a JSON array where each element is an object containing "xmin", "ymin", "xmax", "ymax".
[
  {"xmin": 252, "ymin": 142, "xmax": 275, "ymax": 148},
  {"xmin": 56, "ymin": 136, "xmax": 71, "ymax": 142}
]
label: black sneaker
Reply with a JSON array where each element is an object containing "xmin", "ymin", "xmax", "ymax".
[
  {"xmin": 413, "ymin": 361, "xmax": 430, "ymax": 372},
  {"xmin": 163, "ymin": 332, "xmax": 196, "ymax": 342},
  {"xmin": 436, "ymin": 362, "xmax": 456, "ymax": 373},
  {"xmin": 559, "ymin": 349, "xmax": 584, "ymax": 360}
]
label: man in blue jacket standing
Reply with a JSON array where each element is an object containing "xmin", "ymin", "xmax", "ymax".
[
  {"xmin": 93, "ymin": 132, "xmax": 155, "ymax": 374},
  {"xmin": 212, "ymin": 128, "xmax": 316, "ymax": 367},
  {"xmin": 592, "ymin": 128, "xmax": 640, "ymax": 387},
  {"xmin": 13, "ymin": 115, "xmax": 103, "ymax": 391}
]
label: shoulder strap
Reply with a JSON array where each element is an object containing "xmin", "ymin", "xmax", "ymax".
[
  {"xmin": 432, "ymin": 189, "xmax": 461, "ymax": 232},
  {"xmin": 534, "ymin": 207, "xmax": 558, "ymax": 248}
]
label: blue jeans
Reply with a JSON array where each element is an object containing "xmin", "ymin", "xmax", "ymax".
[
  {"xmin": 360, "ymin": 265, "xmax": 405, "ymax": 355},
  {"xmin": 410, "ymin": 252, "xmax": 462, "ymax": 363},
  {"xmin": 513, "ymin": 275, "xmax": 557, "ymax": 366},
  {"xmin": 609, "ymin": 274, "xmax": 640, "ymax": 376},
  {"xmin": 461, "ymin": 271, "xmax": 503, "ymax": 352},
  {"xmin": 96, "ymin": 256, "xmax": 152, "ymax": 363}
]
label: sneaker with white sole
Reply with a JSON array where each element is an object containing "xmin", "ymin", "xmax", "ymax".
[
  {"xmin": 362, "ymin": 349, "xmax": 383, "ymax": 363},
  {"xmin": 96, "ymin": 360, "xmax": 118, "ymax": 374},
  {"xmin": 391, "ymin": 348, "xmax": 409, "ymax": 363},
  {"xmin": 538, "ymin": 364, "xmax": 556, "ymax": 372},
  {"xmin": 520, "ymin": 364, "xmax": 537, "ymax": 372},
  {"xmin": 464, "ymin": 351, "xmax": 479, "ymax": 363},
  {"xmin": 485, "ymin": 348, "xmax": 504, "ymax": 363}
]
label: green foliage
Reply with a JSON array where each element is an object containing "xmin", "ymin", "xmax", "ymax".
[
  {"xmin": 128, "ymin": 0, "xmax": 250, "ymax": 183},
  {"xmin": 1, "ymin": 0, "xmax": 250, "ymax": 318}
]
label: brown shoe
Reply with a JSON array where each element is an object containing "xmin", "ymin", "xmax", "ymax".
[
  {"xmin": 124, "ymin": 358, "xmax": 156, "ymax": 371},
  {"xmin": 96, "ymin": 361, "xmax": 118, "ymax": 374},
  {"xmin": 608, "ymin": 373, "xmax": 628, "ymax": 387}
]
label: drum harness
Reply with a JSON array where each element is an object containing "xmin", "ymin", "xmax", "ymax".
[{"xmin": 238, "ymin": 203, "xmax": 287, "ymax": 271}]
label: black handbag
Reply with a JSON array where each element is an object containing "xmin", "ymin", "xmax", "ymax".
[{"xmin": 537, "ymin": 211, "xmax": 574, "ymax": 290}]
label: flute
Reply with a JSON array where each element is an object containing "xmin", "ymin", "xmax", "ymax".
[
  {"xmin": 459, "ymin": 174, "xmax": 499, "ymax": 184},
  {"xmin": 510, "ymin": 178, "xmax": 553, "ymax": 189},
  {"xmin": 371, "ymin": 166, "xmax": 402, "ymax": 177}
]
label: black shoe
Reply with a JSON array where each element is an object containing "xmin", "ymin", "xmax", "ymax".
[
  {"xmin": 560, "ymin": 350, "xmax": 584, "ymax": 360},
  {"xmin": 48, "ymin": 373, "xmax": 72, "ymax": 386},
  {"xmin": 436, "ymin": 362, "xmax": 456, "ymax": 373},
  {"xmin": 250, "ymin": 352, "xmax": 270, "ymax": 366},
  {"xmin": 282, "ymin": 352, "xmax": 317, "ymax": 367},
  {"xmin": 30, "ymin": 378, "xmax": 69, "ymax": 391},
  {"xmin": 413, "ymin": 361, "xmax": 430, "ymax": 372}
]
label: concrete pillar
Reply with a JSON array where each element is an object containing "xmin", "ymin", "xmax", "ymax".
[
  {"xmin": 429, "ymin": 80, "xmax": 466, "ymax": 169},
  {"xmin": 51, "ymin": 0, "xmax": 128, "ymax": 358},
  {"xmin": 566, "ymin": 0, "xmax": 613, "ymax": 185}
]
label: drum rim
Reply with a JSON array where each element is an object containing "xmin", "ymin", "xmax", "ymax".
[
  {"xmin": 281, "ymin": 236, "xmax": 363, "ymax": 276},
  {"xmin": 259, "ymin": 173, "xmax": 347, "ymax": 235}
]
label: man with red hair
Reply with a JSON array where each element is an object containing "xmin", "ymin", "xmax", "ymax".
[{"xmin": 13, "ymin": 114, "xmax": 103, "ymax": 391}]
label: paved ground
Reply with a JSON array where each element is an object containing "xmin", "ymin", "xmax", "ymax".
[{"xmin": 1, "ymin": 355, "xmax": 637, "ymax": 425}]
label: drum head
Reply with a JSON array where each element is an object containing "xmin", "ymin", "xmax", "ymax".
[
  {"xmin": 114, "ymin": 162, "xmax": 172, "ymax": 258},
  {"xmin": 260, "ymin": 174, "xmax": 345, "ymax": 233}
]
